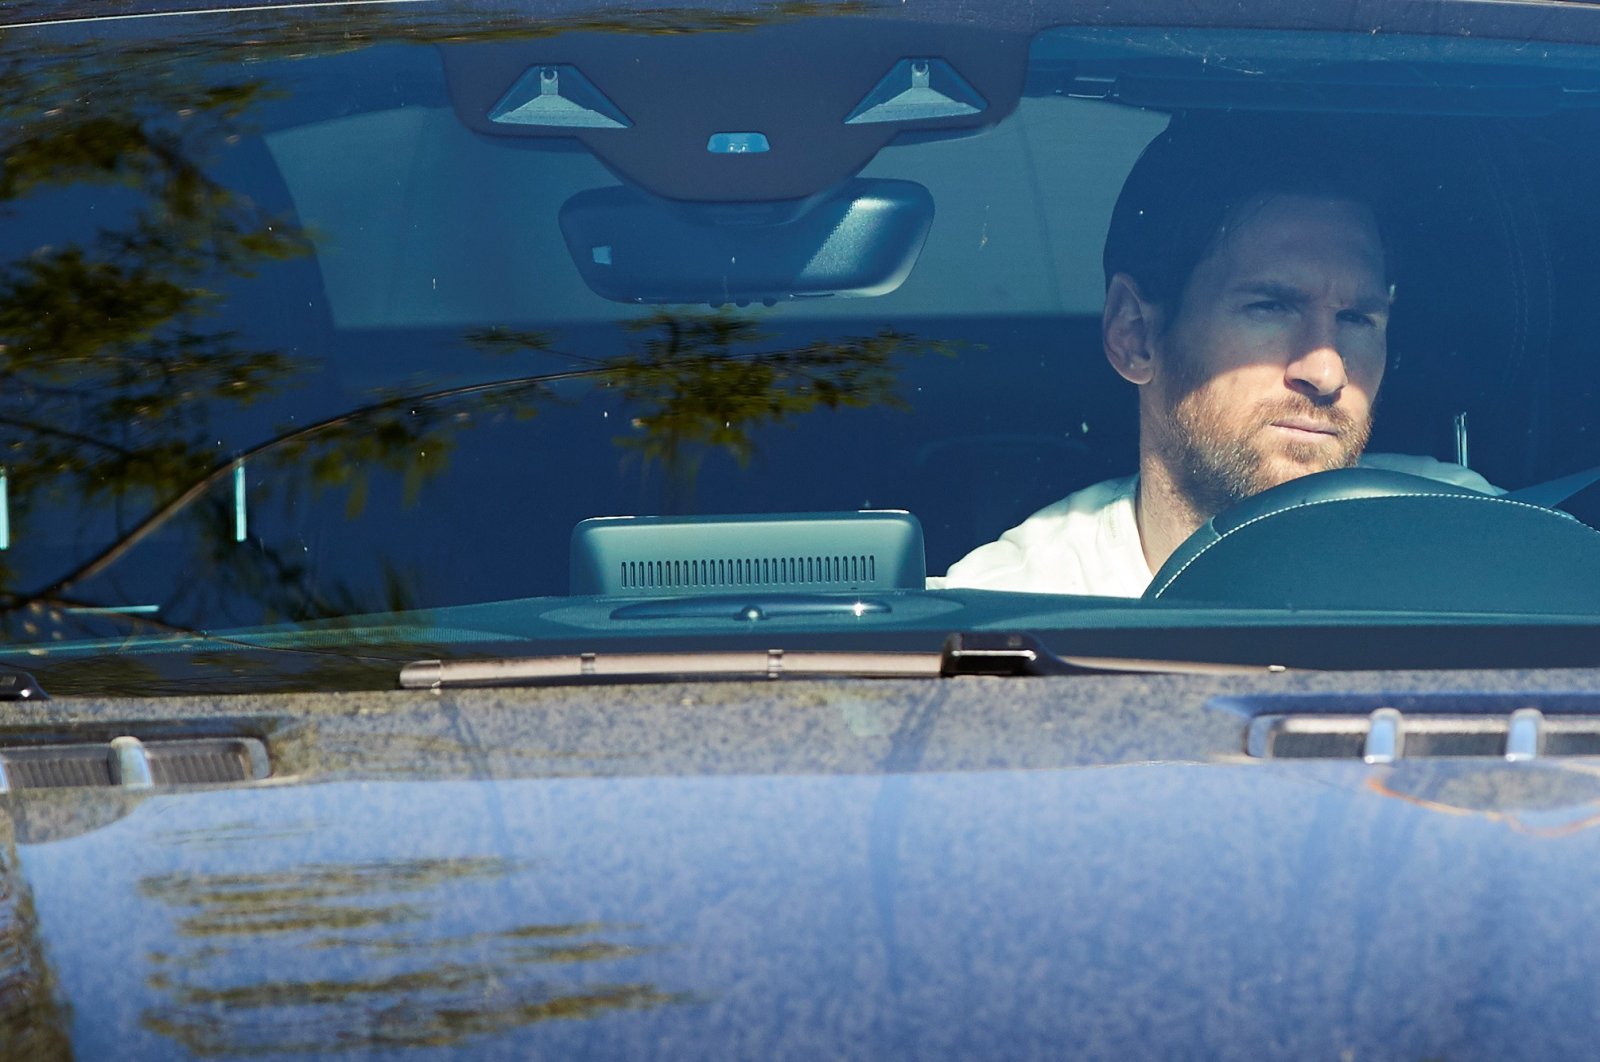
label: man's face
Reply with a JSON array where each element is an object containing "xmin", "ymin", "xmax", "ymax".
[{"xmin": 1147, "ymin": 194, "xmax": 1390, "ymax": 515}]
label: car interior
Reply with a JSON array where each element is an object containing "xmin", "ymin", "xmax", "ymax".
[{"xmin": 6, "ymin": 19, "xmax": 1600, "ymax": 630}]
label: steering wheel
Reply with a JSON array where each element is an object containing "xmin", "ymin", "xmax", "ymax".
[{"xmin": 1143, "ymin": 467, "xmax": 1600, "ymax": 612}]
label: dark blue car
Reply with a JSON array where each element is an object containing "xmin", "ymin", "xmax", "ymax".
[{"xmin": 2, "ymin": 0, "xmax": 1600, "ymax": 1056}]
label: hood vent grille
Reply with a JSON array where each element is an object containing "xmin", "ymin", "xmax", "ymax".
[
  {"xmin": 4, "ymin": 748, "xmax": 114, "ymax": 789},
  {"xmin": 0, "ymin": 736, "xmax": 269, "ymax": 791},
  {"xmin": 1249, "ymin": 708, "xmax": 1600, "ymax": 762}
]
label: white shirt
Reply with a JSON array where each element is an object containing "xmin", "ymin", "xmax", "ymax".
[{"xmin": 928, "ymin": 453, "xmax": 1502, "ymax": 598}]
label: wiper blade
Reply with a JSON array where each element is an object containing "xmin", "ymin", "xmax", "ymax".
[
  {"xmin": 399, "ymin": 632, "xmax": 1284, "ymax": 689},
  {"xmin": 401, "ymin": 648, "xmax": 945, "ymax": 688}
]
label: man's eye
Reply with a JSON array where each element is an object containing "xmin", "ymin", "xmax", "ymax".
[
  {"xmin": 1246, "ymin": 300, "xmax": 1286, "ymax": 315},
  {"xmin": 1339, "ymin": 311, "xmax": 1379, "ymax": 328}
]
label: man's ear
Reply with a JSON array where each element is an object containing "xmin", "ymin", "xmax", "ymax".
[{"xmin": 1103, "ymin": 272, "xmax": 1160, "ymax": 386}]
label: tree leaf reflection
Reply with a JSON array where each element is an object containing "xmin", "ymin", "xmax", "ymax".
[
  {"xmin": 7, "ymin": 306, "xmax": 943, "ymax": 636},
  {"xmin": 3, "ymin": 1, "xmax": 877, "ymax": 52},
  {"xmin": 0, "ymin": 833, "xmax": 72, "ymax": 1061},
  {"xmin": 1, "ymin": 7, "xmax": 954, "ymax": 641},
  {"xmin": 0, "ymin": 38, "xmax": 320, "ymax": 631},
  {"xmin": 474, "ymin": 312, "xmax": 947, "ymax": 512},
  {"xmin": 137, "ymin": 857, "xmax": 687, "ymax": 1055}
]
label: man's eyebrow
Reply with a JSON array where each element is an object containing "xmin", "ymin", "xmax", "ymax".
[
  {"xmin": 1232, "ymin": 280, "xmax": 1392, "ymax": 314},
  {"xmin": 1232, "ymin": 281, "xmax": 1307, "ymax": 304}
]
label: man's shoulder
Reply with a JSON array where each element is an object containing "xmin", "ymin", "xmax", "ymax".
[
  {"xmin": 929, "ymin": 457, "xmax": 1500, "ymax": 595},
  {"xmin": 929, "ymin": 474, "xmax": 1144, "ymax": 595},
  {"xmin": 989, "ymin": 473, "xmax": 1134, "ymax": 533},
  {"xmin": 1357, "ymin": 453, "xmax": 1504, "ymax": 495}
]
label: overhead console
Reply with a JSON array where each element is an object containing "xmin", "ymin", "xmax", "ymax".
[{"xmin": 440, "ymin": 18, "xmax": 1028, "ymax": 203}]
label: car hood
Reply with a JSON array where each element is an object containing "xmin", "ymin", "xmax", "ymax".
[{"xmin": 3, "ymin": 668, "xmax": 1600, "ymax": 1059}]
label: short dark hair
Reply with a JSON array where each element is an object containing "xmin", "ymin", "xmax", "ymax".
[{"xmin": 1103, "ymin": 113, "xmax": 1394, "ymax": 314}]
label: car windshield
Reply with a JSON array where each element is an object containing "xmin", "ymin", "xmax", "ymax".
[{"xmin": 4, "ymin": 1, "xmax": 1600, "ymax": 693}]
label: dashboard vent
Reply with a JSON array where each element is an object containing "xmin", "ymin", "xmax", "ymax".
[
  {"xmin": 618, "ymin": 554, "xmax": 877, "ymax": 591},
  {"xmin": 1248, "ymin": 708, "xmax": 1600, "ymax": 762},
  {"xmin": 0, "ymin": 737, "xmax": 269, "ymax": 790}
]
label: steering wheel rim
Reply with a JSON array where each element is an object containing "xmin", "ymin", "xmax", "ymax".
[{"xmin": 1143, "ymin": 467, "xmax": 1600, "ymax": 612}]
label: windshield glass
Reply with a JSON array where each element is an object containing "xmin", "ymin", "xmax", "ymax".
[{"xmin": 4, "ymin": 3, "xmax": 1600, "ymax": 684}]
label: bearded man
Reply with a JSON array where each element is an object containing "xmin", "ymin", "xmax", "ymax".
[{"xmin": 933, "ymin": 116, "xmax": 1498, "ymax": 597}]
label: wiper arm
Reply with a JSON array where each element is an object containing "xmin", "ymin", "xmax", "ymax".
[
  {"xmin": 0, "ymin": 666, "xmax": 47, "ymax": 701},
  {"xmin": 939, "ymin": 632, "xmax": 1286, "ymax": 677},
  {"xmin": 399, "ymin": 632, "xmax": 1283, "ymax": 689}
]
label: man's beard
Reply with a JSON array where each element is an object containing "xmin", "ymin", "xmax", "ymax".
[{"xmin": 1161, "ymin": 362, "xmax": 1373, "ymax": 519}]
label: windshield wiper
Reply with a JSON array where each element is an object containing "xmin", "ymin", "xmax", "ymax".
[
  {"xmin": 401, "ymin": 648, "xmax": 944, "ymax": 688},
  {"xmin": 0, "ymin": 666, "xmax": 47, "ymax": 701},
  {"xmin": 938, "ymin": 632, "xmax": 1289, "ymax": 677},
  {"xmin": 399, "ymin": 633, "xmax": 1284, "ymax": 689}
]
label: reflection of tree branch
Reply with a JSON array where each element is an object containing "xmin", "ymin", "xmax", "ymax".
[
  {"xmin": 1, "ymin": 11, "xmax": 946, "ymax": 630},
  {"xmin": 0, "ymin": 51, "xmax": 317, "ymax": 632},
  {"xmin": 0, "ymin": 414, "xmax": 136, "ymax": 457},
  {"xmin": 12, "ymin": 307, "xmax": 936, "ymax": 607},
  {"xmin": 0, "ymin": 850, "xmax": 73, "ymax": 1060},
  {"xmin": 18, "ymin": 593, "xmax": 200, "ymax": 637},
  {"xmin": 2, "ymin": 1, "xmax": 879, "ymax": 55},
  {"xmin": 137, "ymin": 857, "xmax": 687, "ymax": 1055},
  {"xmin": 603, "ymin": 310, "xmax": 939, "ymax": 509},
  {"xmin": 311, "ymin": 920, "xmax": 640, "ymax": 955},
  {"xmin": 144, "ymin": 981, "xmax": 680, "ymax": 1056},
  {"xmin": 141, "ymin": 857, "xmax": 515, "ymax": 913},
  {"xmin": 6, "ymin": 371, "xmax": 580, "ymax": 608}
]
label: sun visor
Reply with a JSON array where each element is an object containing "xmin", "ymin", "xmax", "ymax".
[{"xmin": 441, "ymin": 19, "xmax": 1026, "ymax": 202}]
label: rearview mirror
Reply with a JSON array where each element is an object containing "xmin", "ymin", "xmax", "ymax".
[{"xmin": 559, "ymin": 179, "xmax": 934, "ymax": 305}]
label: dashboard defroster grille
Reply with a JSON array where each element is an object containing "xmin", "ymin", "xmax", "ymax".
[{"xmin": 619, "ymin": 553, "xmax": 878, "ymax": 591}]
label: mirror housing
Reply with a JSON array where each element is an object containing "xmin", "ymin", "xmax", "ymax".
[{"xmin": 559, "ymin": 179, "xmax": 934, "ymax": 305}]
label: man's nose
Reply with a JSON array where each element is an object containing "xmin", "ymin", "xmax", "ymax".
[{"xmin": 1286, "ymin": 320, "xmax": 1347, "ymax": 399}]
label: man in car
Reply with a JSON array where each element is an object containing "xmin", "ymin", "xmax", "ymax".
[{"xmin": 933, "ymin": 116, "xmax": 1498, "ymax": 597}]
